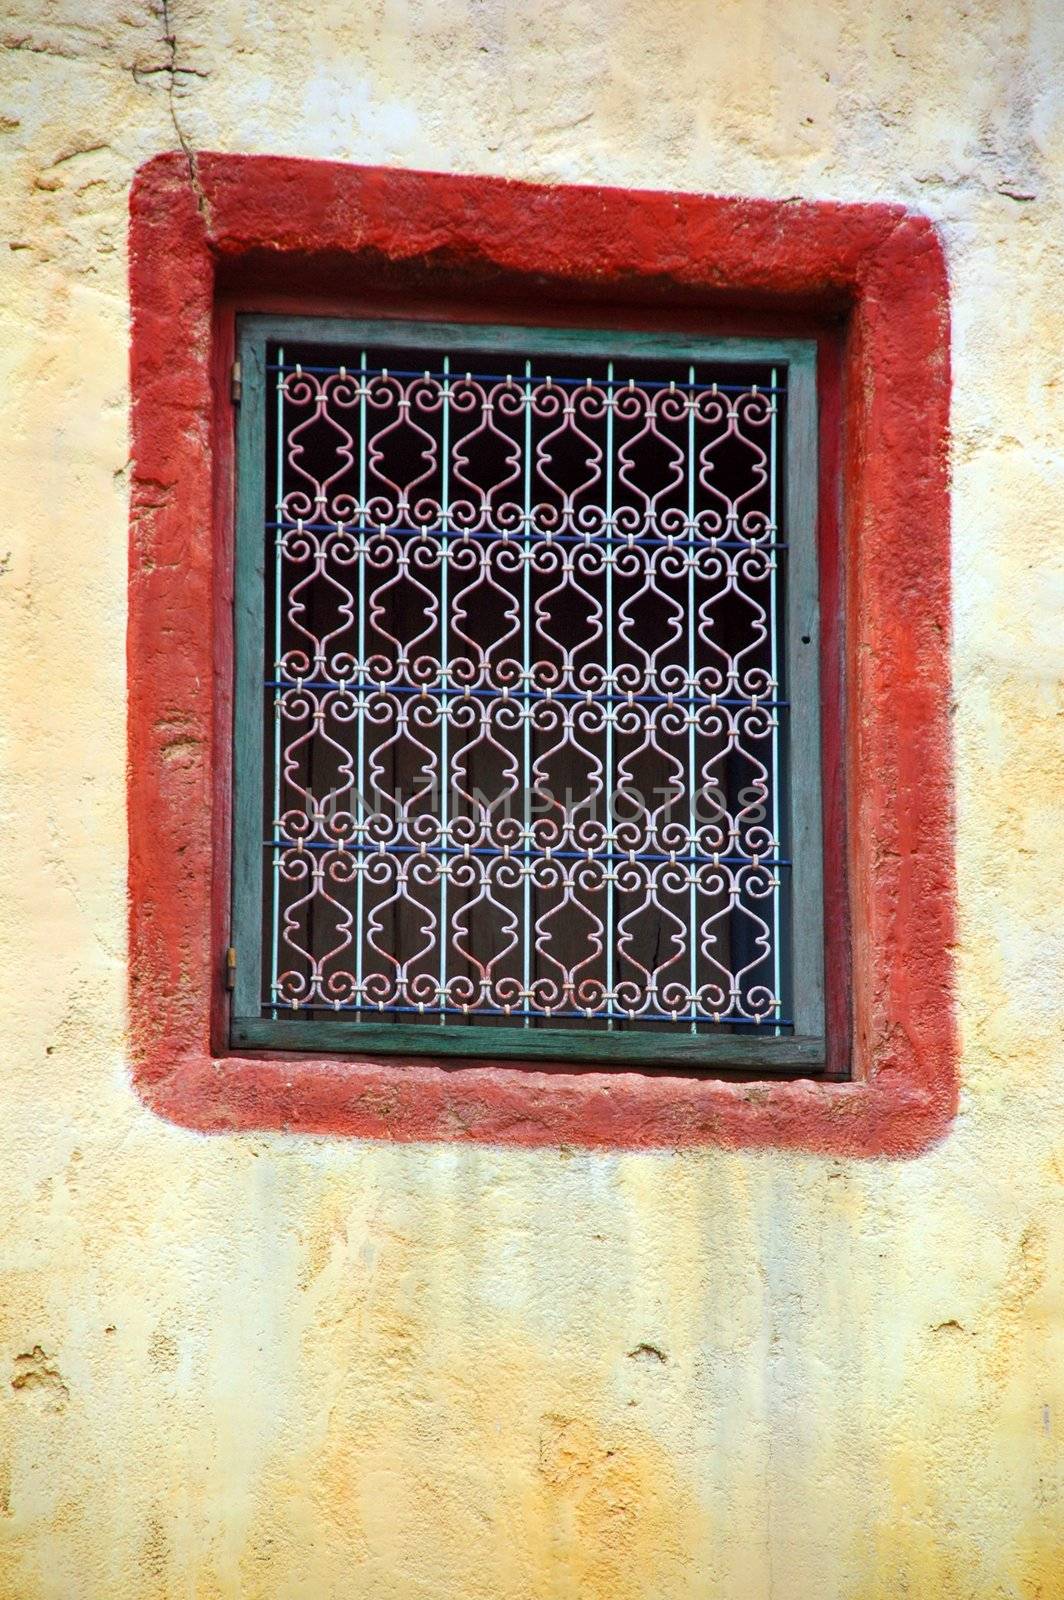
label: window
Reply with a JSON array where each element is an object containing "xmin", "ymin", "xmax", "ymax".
[
  {"xmin": 129, "ymin": 154, "xmax": 955, "ymax": 1150},
  {"xmin": 229, "ymin": 316, "xmax": 824, "ymax": 1070}
]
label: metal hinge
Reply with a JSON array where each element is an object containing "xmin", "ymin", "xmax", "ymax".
[
  {"xmin": 225, "ymin": 946, "xmax": 237, "ymax": 991},
  {"xmin": 231, "ymin": 360, "xmax": 242, "ymax": 404}
]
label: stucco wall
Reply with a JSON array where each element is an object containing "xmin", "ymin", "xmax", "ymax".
[{"xmin": 0, "ymin": 3, "xmax": 1062, "ymax": 1597}]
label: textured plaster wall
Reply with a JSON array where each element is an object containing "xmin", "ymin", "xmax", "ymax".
[{"xmin": 0, "ymin": 2, "xmax": 1062, "ymax": 1597}]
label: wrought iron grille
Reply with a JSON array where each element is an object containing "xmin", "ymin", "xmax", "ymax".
[{"xmin": 231, "ymin": 318, "xmax": 825, "ymax": 1069}]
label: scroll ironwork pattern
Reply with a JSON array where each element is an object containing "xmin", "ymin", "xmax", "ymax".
[{"xmin": 261, "ymin": 341, "xmax": 791, "ymax": 1034}]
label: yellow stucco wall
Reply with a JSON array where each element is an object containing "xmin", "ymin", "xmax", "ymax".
[{"xmin": 1, "ymin": 2, "xmax": 1062, "ymax": 1596}]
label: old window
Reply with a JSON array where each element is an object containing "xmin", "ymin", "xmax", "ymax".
[
  {"xmin": 131, "ymin": 157, "xmax": 956, "ymax": 1146},
  {"xmin": 229, "ymin": 315, "xmax": 824, "ymax": 1071}
]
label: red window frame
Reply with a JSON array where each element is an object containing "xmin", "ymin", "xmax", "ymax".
[{"xmin": 128, "ymin": 152, "xmax": 955, "ymax": 1153}]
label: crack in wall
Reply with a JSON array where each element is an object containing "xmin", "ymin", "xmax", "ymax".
[{"xmin": 154, "ymin": 0, "xmax": 209, "ymax": 225}]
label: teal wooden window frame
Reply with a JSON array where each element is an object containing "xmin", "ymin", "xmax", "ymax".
[{"xmin": 229, "ymin": 314, "xmax": 824, "ymax": 1072}]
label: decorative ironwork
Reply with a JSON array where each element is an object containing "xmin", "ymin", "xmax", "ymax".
[{"xmin": 258, "ymin": 336, "xmax": 792, "ymax": 1036}]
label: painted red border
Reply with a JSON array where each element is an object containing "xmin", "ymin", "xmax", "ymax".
[{"xmin": 129, "ymin": 153, "xmax": 955, "ymax": 1154}]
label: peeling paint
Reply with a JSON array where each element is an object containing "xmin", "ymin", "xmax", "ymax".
[{"xmin": 9, "ymin": 1348, "xmax": 68, "ymax": 1413}]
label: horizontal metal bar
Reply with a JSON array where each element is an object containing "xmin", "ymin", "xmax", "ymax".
[
  {"xmin": 263, "ymin": 839, "xmax": 793, "ymax": 866},
  {"xmin": 267, "ymin": 520, "xmax": 788, "ymax": 552},
  {"xmin": 231, "ymin": 1016, "xmax": 824, "ymax": 1071},
  {"xmin": 266, "ymin": 679, "xmax": 787, "ymax": 709},
  {"xmin": 263, "ymin": 1000, "xmax": 790, "ymax": 1024},
  {"xmin": 268, "ymin": 361, "xmax": 786, "ymax": 395}
]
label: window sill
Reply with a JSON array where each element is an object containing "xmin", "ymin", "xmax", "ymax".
[{"xmin": 136, "ymin": 1043, "xmax": 948, "ymax": 1155}]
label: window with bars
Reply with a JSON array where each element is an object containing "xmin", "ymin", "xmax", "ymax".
[{"xmin": 229, "ymin": 316, "xmax": 824, "ymax": 1070}]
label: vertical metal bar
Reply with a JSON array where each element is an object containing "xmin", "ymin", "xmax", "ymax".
[
  {"xmin": 604, "ymin": 360, "xmax": 615, "ymax": 1025},
  {"xmin": 438, "ymin": 355, "xmax": 451, "ymax": 1019},
  {"xmin": 769, "ymin": 365, "xmax": 781, "ymax": 1035},
  {"xmin": 522, "ymin": 357, "xmax": 533, "ymax": 1025},
  {"xmin": 687, "ymin": 363, "xmax": 698, "ymax": 1030},
  {"xmin": 354, "ymin": 349, "xmax": 367, "ymax": 1015},
  {"xmin": 270, "ymin": 345, "xmax": 285, "ymax": 1019}
]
